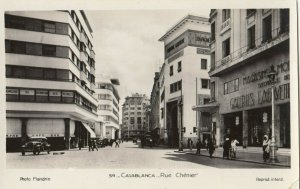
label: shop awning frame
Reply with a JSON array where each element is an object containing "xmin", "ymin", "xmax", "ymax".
[
  {"xmin": 81, "ymin": 122, "xmax": 96, "ymax": 138},
  {"xmin": 192, "ymin": 102, "xmax": 219, "ymax": 113}
]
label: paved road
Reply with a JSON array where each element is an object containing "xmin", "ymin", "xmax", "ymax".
[{"xmin": 6, "ymin": 142, "xmax": 283, "ymax": 169}]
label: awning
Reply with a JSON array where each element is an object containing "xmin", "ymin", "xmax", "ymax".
[
  {"xmin": 82, "ymin": 122, "xmax": 96, "ymax": 138},
  {"xmin": 192, "ymin": 103, "xmax": 219, "ymax": 113}
]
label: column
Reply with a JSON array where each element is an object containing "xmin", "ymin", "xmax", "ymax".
[
  {"xmin": 218, "ymin": 114, "xmax": 225, "ymax": 146},
  {"xmin": 64, "ymin": 118, "xmax": 70, "ymax": 150},
  {"xmin": 21, "ymin": 118, "xmax": 28, "ymax": 144},
  {"xmin": 275, "ymin": 104, "xmax": 281, "ymax": 147},
  {"xmin": 242, "ymin": 110, "xmax": 248, "ymax": 148}
]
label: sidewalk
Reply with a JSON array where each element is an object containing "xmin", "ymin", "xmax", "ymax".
[{"xmin": 175, "ymin": 147, "xmax": 291, "ymax": 167}]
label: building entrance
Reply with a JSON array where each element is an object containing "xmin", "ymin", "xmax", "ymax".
[
  {"xmin": 166, "ymin": 100, "xmax": 179, "ymax": 147},
  {"xmin": 224, "ymin": 111, "xmax": 243, "ymax": 145}
]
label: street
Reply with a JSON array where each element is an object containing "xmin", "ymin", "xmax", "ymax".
[{"xmin": 6, "ymin": 142, "xmax": 284, "ymax": 169}]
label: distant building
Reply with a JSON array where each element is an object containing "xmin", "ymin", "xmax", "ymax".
[
  {"xmin": 121, "ymin": 93, "xmax": 150, "ymax": 139},
  {"xmin": 193, "ymin": 9, "xmax": 290, "ymax": 148},
  {"xmin": 94, "ymin": 74, "xmax": 121, "ymax": 140},
  {"xmin": 159, "ymin": 15, "xmax": 211, "ymax": 147},
  {"xmin": 5, "ymin": 11, "xmax": 101, "ymax": 151}
]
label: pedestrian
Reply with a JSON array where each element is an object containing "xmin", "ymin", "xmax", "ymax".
[
  {"xmin": 207, "ymin": 138, "xmax": 215, "ymax": 158},
  {"xmin": 223, "ymin": 138, "xmax": 231, "ymax": 159},
  {"xmin": 92, "ymin": 139, "xmax": 98, "ymax": 151},
  {"xmin": 88, "ymin": 139, "xmax": 93, "ymax": 151},
  {"xmin": 262, "ymin": 135, "xmax": 270, "ymax": 162},
  {"xmin": 230, "ymin": 138, "xmax": 239, "ymax": 159},
  {"xmin": 187, "ymin": 138, "xmax": 191, "ymax": 149},
  {"xmin": 115, "ymin": 140, "xmax": 119, "ymax": 148},
  {"xmin": 141, "ymin": 137, "xmax": 145, "ymax": 148},
  {"xmin": 204, "ymin": 138, "xmax": 208, "ymax": 150},
  {"xmin": 196, "ymin": 138, "xmax": 202, "ymax": 155},
  {"xmin": 189, "ymin": 139, "xmax": 194, "ymax": 151}
]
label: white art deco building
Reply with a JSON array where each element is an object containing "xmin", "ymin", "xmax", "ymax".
[{"xmin": 5, "ymin": 10, "xmax": 102, "ymax": 151}]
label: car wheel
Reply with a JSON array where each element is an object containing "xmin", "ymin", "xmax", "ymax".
[{"xmin": 22, "ymin": 151, "xmax": 25, "ymax": 156}]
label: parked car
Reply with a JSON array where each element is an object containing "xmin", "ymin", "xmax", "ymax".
[
  {"xmin": 141, "ymin": 135, "xmax": 153, "ymax": 148},
  {"xmin": 21, "ymin": 137, "xmax": 51, "ymax": 156},
  {"xmin": 95, "ymin": 138, "xmax": 106, "ymax": 148}
]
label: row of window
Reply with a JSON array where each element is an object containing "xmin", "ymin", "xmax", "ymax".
[
  {"xmin": 98, "ymin": 104, "xmax": 113, "ymax": 111},
  {"xmin": 6, "ymin": 65, "xmax": 70, "ymax": 81},
  {"xmin": 6, "ymin": 88, "xmax": 97, "ymax": 112},
  {"xmin": 98, "ymin": 94, "xmax": 112, "ymax": 101},
  {"xmin": 102, "ymin": 115, "xmax": 119, "ymax": 125}
]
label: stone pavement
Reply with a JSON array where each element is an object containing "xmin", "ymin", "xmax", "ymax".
[{"xmin": 176, "ymin": 146, "xmax": 291, "ymax": 167}]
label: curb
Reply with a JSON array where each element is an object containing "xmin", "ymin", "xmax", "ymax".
[{"xmin": 174, "ymin": 151, "xmax": 290, "ymax": 167}]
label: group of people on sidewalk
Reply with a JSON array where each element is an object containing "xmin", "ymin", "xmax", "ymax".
[{"xmin": 187, "ymin": 134, "xmax": 272, "ymax": 162}]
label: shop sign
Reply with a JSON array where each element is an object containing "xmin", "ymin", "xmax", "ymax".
[
  {"xmin": 20, "ymin": 89, "xmax": 34, "ymax": 95},
  {"xmin": 6, "ymin": 89, "xmax": 19, "ymax": 95},
  {"xmin": 62, "ymin": 91, "xmax": 74, "ymax": 97},
  {"xmin": 36, "ymin": 90, "xmax": 48, "ymax": 96},
  {"xmin": 6, "ymin": 134, "xmax": 21, "ymax": 138},
  {"xmin": 49, "ymin": 91, "xmax": 61, "ymax": 96},
  {"xmin": 230, "ymin": 93, "xmax": 255, "ymax": 109}
]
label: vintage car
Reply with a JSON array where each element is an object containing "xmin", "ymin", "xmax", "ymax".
[
  {"xmin": 21, "ymin": 137, "xmax": 51, "ymax": 156},
  {"xmin": 141, "ymin": 135, "xmax": 153, "ymax": 148}
]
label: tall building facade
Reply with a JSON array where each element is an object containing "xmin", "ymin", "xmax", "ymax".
[
  {"xmin": 94, "ymin": 74, "xmax": 121, "ymax": 140},
  {"xmin": 5, "ymin": 11, "xmax": 101, "ymax": 151},
  {"xmin": 193, "ymin": 9, "xmax": 290, "ymax": 148},
  {"xmin": 121, "ymin": 93, "xmax": 150, "ymax": 139},
  {"xmin": 159, "ymin": 15, "xmax": 211, "ymax": 147}
]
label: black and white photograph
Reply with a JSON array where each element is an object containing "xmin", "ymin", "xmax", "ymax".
[{"xmin": 0, "ymin": 0, "xmax": 299, "ymax": 189}]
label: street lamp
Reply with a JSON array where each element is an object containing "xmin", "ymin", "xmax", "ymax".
[{"xmin": 266, "ymin": 65, "xmax": 279, "ymax": 163}]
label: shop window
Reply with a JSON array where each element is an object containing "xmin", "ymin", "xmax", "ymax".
[
  {"xmin": 49, "ymin": 91, "xmax": 61, "ymax": 102},
  {"xmin": 222, "ymin": 9, "xmax": 231, "ymax": 22},
  {"xmin": 177, "ymin": 61, "xmax": 182, "ymax": 72},
  {"xmin": 36, "ymin": 90, "xmax": 48, "ymax": 102},
  {"xmin": 43, "ymin": 21, "xmax": 56, "ymax": 33},
  {"xmin": 201, "ymin": 59, "xmax": 207, "ymax": 70},
  {"xmin": 20, "ymin": 89, "xmax": 35, "ymax": 102},
  {"xmin": 170, "ymin": 65, "xmax": 173, "ymax": 76},
  {"xmin": 6, "ymin": 88, "xmax": 19, "ymax": 101},
  {"xmin": 201, "ymin": 79, "xmax": 210, "ymax": 89},
  {"xmin": 222, "ymin": 38, "xmax": 230, "ymax": 58},
  {"xmin": 262, "ymin": 15, "xmax": 272, "ymax": 42},
  {"xmin": 247, "ymin": 25, "xmax": 256, "ymax": 50},
  {"xmin": 280, "ymin": 9, "xmax": 289, "ymax": 33},
  {"xmin": 211, "ymin": 22, "xmax": 215, "ymax": 41},
  {"xmin": 42, "ymin": 45, "xmax": 56, "ymax": 56},
  {"xmin": 62, "ymin": 91, "xmax": 74, "ymax": 103}
]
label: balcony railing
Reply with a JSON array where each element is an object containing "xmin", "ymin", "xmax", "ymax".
[
  {"xmin": 220, "ymin": 18, "xmax": 231, "ymax": 34},
  {"xmin": 209, "ymin": 26, "xmax": 289, "ymax": 74}
]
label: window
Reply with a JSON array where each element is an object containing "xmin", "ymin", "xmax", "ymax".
[
  {"xmin": 170, "ymin": 65, "xmax": 173, "ymax": 76},
  {"xmin": 26, "ymin": 43, "xmax": 42, "ymax": 55},
  {"xmin": 210, "ymin": 81, "xmax": 215, "ymax": 101},
  {"xmin": 201, "ymin": 79, "xmax": 210, "ymax": 89},
  {"xmin": 201, "ymin": 59, "xmax": 207, "ymax": 70},
  {"xmin": 44, "ymin": 69, "xmax": 56, "ymax": 80},
  {"xmin": 161, "ymin": 108, "xmax": 164, "ymax": 119},
  {"xmin": 280, "ymin": 9, "xmax": 289, "ymax": 33},
  {"xmin": 177, "ymin": 61, "xmax": 182, "ymax": 72},
  {"xmin": 20, "ymin": 89, "xmax": 35, "ymax": 102},
  {"xmin": 247, "ymin": 25, "xmax": 256, "ymax": 50},
  {"xmin": 5, "ymin": 15, "xmax": 25, "ymax": 29},
  {"xmin": 211, "ymin": 22, "xmax": 216, "ymax": 41},
  {"xmin": 42, "ymin": 45, "xmax": 56, "ymax": 56},
  {"xmin": 25, "ymin": 67, "xmax": 43, "ymax": 79},
  {"xmin": 130, "ymin": 117, "xmax": 134, "ymax": 124},
  {"xmin": 36, "ymin": 90, "xmax": 48, "ymax": 102},
  {"xmin": 211, "ymin": 52, "xmax": 215, "ymax": 70},
  {"xmin": 224, "ymin": 78, "xmax": 239, "ymax": 94},
  {"xmin": 6, "ymin": 88, "xmax": 19, "ymax": 101},
  {"xmin": 5, "ymin": 40, "xmax": 26, "ymax": 54},
  {"xmin": 204, "ymin": 98, "xmax": 210, "ymax": 104},
  {"xmin": 161, "ymin": 90, "xmax": 165, "ymax": 102},
  {"xmin": 247, "ymin": 9, "xmax": 256, "ymax": 16},
  {"xmin": 49, "ymin": 91, "xmax": 61, "ymax": 102},
  {"xmin": 137, "ymin": 117, "xmax": 142, "ymax": 124},
  {"xmin": 43, "ymin": 22, "xmax": 56, "ymax": 33},
  {"xmin": 262, "ymin": 15, "xmax": 272, "ymax": 42},
  {"xmin": 170, "ymin": 80, "xmax": 182, "ymax": 93},
  {"xmin": 222, "ymin": 9, "xmax": 231, "ymax": 22},
  {"xmin": 56, "ymin": 70, "xmax": 69, "ymax": 81},
  {"xmin": 222, "ymin": 38, "xmax": 230, "ymax": 58}
]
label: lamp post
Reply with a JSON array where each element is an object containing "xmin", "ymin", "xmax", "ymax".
[{"xmin": 266, "ymin": 65, "xmax": 279, "ymax": 163}]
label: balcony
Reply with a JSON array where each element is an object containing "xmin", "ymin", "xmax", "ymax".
[
  {"xmin": 209, "ymin": 26, "xmax": 289, "ymax": 77},
  {"xmin": 90, "ymin": 82, "xmax": 95, "ymax": 91},
  {"xmin": 90, "ymin": 66, "xmax": 95, "ymax": 75},
  {"xmin": 220, "ymin": 18, "xmax": 231, "ymax": 35},
  {"xmin": 80, "ymin": 51, "xmax": 88, "ymax": 64},
  {"xmin": 90, "ymin": 50, "xmax": 95, "ymax": 60},
  {"xmin": 80, "ymin": 32, "xmax": 88, "ymax": 46}
]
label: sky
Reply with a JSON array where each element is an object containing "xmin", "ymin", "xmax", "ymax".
[{"xmin": 86, "ymin": 10, "xmax": 210, "ymax": 104}]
